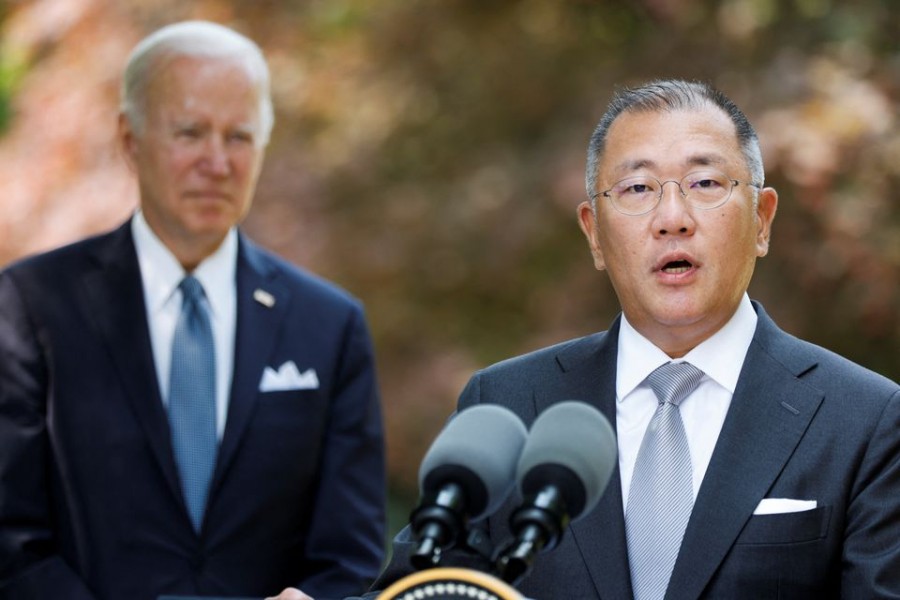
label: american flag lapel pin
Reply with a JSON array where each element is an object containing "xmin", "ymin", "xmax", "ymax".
[{"xmin": 253, "ymin": 288, "xmax": 276, "ymax": 308}]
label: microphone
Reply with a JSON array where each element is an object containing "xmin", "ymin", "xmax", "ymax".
[
  {"xmin": 498, "ymin": 401, "xmax": 617, "ymax": 585},
  {"xmin": 410, "ymin": 404, "xmax": 528, "ymax": 571}
]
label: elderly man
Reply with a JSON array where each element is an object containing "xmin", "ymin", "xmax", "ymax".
[
  {"xmin": 0, "ymin": 21, "xmax": 385, "ymax": 600},
  {"xmin": 349, "ymin": 80, "xmax": 900, "ymax": 600}
]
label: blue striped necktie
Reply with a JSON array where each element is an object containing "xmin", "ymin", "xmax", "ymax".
[
  {"xmin": 168, "ymin": 275, "xmax": 217, "ymax": 532},
  {"xmin": 626, "ymin": 361, "xmax": 704, "ymax": 600}
]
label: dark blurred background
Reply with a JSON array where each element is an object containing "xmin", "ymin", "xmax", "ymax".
[{"xmin": 1, "ymin": 0, "xmax": 897, "ymax": 529}]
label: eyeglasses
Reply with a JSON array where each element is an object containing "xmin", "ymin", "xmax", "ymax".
[{"xmin": 592, "ymin": 170, "xmax": 761, "ymax": 216}]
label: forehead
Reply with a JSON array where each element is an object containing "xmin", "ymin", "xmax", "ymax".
[
  {"xmin": 600, "ymin": 105, "xmax": 744, "ymax": 179},
  {"xmin": 145, "ymin": 55, "xmax": 261, "ymax": 121}
]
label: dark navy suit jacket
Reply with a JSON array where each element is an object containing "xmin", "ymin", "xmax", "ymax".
[
  {"xmin": 0, "ymin": 221, "xmax": 386, "ymax": 600},
  {"xmin": 370, "ymin": 304, "xmax": 900, "ymax": 599}
]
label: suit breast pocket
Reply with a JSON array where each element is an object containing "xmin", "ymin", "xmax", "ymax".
[
  {"xmin": 254, "ymin": 388, "xmax": 327, "ymax": 433},
  {"xmin": 735, "ymin": 505, "xmax": 831, "ymax": 545},
  {"xmin": 236, "ymin": 389, "xmax": 329, "ymax": 479}
]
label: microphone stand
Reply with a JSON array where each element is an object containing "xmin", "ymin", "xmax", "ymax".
[
  {"xmin": 410, "ymin": 482, "xmax": 466, "ymax": 570},
  {"xmin": 497, "ymin": 485, "xmax": 570, "ymax": 586}
]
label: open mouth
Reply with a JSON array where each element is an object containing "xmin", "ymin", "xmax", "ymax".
[{"xmin": 661, "ymin": 259, "xmax": 693, "ymax": 274}]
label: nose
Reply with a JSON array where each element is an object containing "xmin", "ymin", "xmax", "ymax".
[
  {"xmin": 199, "ymin": 136, "xmax": 231, "ymax": 177},
  {"xmin": 659, "ymin": 179, "xmax": 687, "ymax": 199},
  {"xmin": 651, "ymin": 179, "xmax": 695, "ymax": 236}
]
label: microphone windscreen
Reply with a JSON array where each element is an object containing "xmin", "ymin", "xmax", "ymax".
[
  {"xmin": 419, "ymin": 404, "xmax": 528, "ymax": 520},
  {"xmin": 516, "ymin": 400, "xmax": 616, "ymax": 519}
]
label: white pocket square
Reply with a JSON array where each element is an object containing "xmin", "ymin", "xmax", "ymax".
[
  {"xmin": 753, "ymin": 498, "xmax": 817, "ymax": 515},
  {"xmin": 259, "ymin": 361, "xmax": 319, "ymax": 392}
]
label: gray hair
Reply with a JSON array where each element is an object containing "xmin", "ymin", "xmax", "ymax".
[
  {"xmin": 585, "ymin": 79, "xmax": 764, "ymax": 204},
  {"xmin": 120, "ymin": 20, "xmax": 274, "ymax": 146}
]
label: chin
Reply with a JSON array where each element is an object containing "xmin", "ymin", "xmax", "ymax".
[
  {"xmin": 656, "ymin": 314, "xmax": 705, "ymax": 330},
  {"xmin": 651, "ymin": 293, "xmax": 704, "ymax": 319},
  {"xmin": 187, "ymin": 212, "xmax": 234, "ymax": 233}
]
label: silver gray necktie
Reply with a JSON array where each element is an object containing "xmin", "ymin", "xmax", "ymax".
[{"xmin": 626, "ymin": 361, "xmax": 704, "ymax": 600}]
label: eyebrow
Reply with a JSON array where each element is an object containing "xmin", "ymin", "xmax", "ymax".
[
  {"xmin": 168, "ymin": 120, "xmax": 258, "ymax": 134},
  {"xmin": 611, "ymin": 153, "xmax": 729, "ymax": 177},
  {"xmin": 233, "ymin": 123, "xmax": 258, "ymax": 135}
]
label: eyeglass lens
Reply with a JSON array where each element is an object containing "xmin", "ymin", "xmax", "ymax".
[{"xmin": 609, "ymin": 171, "xmax": 734, "ymax": 214}]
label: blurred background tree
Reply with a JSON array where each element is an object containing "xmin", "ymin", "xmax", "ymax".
[{"xmin": 1, "ymin": 0, "xmax": 897, "ymax": 529}]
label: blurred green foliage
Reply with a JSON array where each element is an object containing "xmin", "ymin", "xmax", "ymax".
[{"xmin": 0, "ymin": 21, "xmax": 19, "ymax": 135}]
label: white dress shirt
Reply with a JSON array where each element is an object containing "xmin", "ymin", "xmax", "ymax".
[
  {"xmin": 616, "ymin": 294, "xmax": 758, "ymax": 511},
  {"xmin": 132, "ymin": 211, "xmax": 237, "ymax": 440}
]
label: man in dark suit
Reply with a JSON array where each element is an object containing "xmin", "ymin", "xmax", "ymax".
[
  {"xmin": 0, "ymin": 21, "xmax": 385, "ymax": 600},
  {"xmin": 354, "ymin": 80, "xmax": 900, "ymax": 599}
]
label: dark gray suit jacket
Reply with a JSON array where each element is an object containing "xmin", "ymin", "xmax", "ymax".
[
  {"xmin": 0, "ymin": 221, "xmax": 386, "ymax": 600},
  {"xmin": 371, "ymin": 303, "xmax": 900, "ymax": 599}
]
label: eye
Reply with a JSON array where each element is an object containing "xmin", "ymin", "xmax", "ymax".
[
  {"xmin": 227, "ymin": 129, "xmax": 255, "ymax": 145},
  {"xmin": 695, "ymin": 179, "xmax": 721, "ymax": 189},
  {"xmin": 615, "ymin": 178, "xmax": 656, "ymax": 195},
  {"xmin": 176, "ymin": 126, "xmax": 202, "ymax": 138},
  {"xmin": 686, "ymin": 172, "xmax": 727, "ymax": 190}
]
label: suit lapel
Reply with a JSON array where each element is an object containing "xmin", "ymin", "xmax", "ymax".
[
  {"xmin": 210, "ymin": 236, "xmax": 289, "ymax": 493},
  {"xmin": 540, "ymin": 318, "xmax": 634, "ymax": 600},
  {"xmin": 79, "ymin": 222, "xmax": 183, "ymax": 501},
  {"xmin": 667, "ymin": 306, "xmax": 824, "ymax": 599},
  {"xmin": 79, "ymin": 227, "xmax": 293, "ymax": 527}
]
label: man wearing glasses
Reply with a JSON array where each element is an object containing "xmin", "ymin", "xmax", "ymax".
[{"xmin": 336, "ymin": 79, "xmax": 899, "ymax": 600}]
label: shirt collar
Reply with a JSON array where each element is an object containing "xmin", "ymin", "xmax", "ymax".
[
  {"xmin": 616, "ymin": 293, "xmax": 758, "ymax": 400},
  {"xmin": 131, "ymin": 210, "xmax": 238, "ymax": 317}
]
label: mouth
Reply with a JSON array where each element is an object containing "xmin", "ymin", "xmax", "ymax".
[
  {"xmin": 189, "ymin": 191, "xmax": 229, "ymax": 199},
  {"xmin": 654, "ymin": 253, "xmax": 699, "ymax": 277},
  {"xmin": 661, "ymin": 259, "xmax": 693, "ymax": 274}
]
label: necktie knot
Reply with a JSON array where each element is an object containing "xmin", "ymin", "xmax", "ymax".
[
  {"xmin": 179, "ymin": 275, "xmax": 205, "ymax": 305},
  {"xmin": 646, "ymin": 361, "xmax": 704, "ymax": 407}
]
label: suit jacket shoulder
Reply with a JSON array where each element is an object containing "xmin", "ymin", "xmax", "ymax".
[
  {"xmin": 2, "ymin": 223, "xmax": 133, "ymax": 287},
  {"xmin": 750, "ymin": 304, "xmax": 897, "ymax": 396},
  {"xmin": 459, "ymin": 327, "xmax": 618, "ymax": 416},
  {"xmin": 238, "ymin": 235, "xmax": 364, "ymax": 312}
]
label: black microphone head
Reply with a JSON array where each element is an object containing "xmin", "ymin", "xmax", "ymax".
[
  {"xmin": 516, "ymin": 400, "xmax": 616, "ymax": 519},
  {"xmin": 419, "ymin": 404, "xmax": 528, "ymax": 520}
]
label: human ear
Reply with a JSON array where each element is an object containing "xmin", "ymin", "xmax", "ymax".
[
  {"xmin": 755, "ymin": 187, "xmax": 778, "ymax": 257},
  {"xmin": 577, "ymin": 201, "xmax": 607, "ymax": 271},
  {"xmin": 118, "ymin": 113, "xmax": 139, "ymax": 172}
]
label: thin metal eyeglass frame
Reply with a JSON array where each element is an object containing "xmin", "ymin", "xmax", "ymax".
[{"xmin": 591, "ymin": 173, "xmax": 762, "ymax": 216}]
